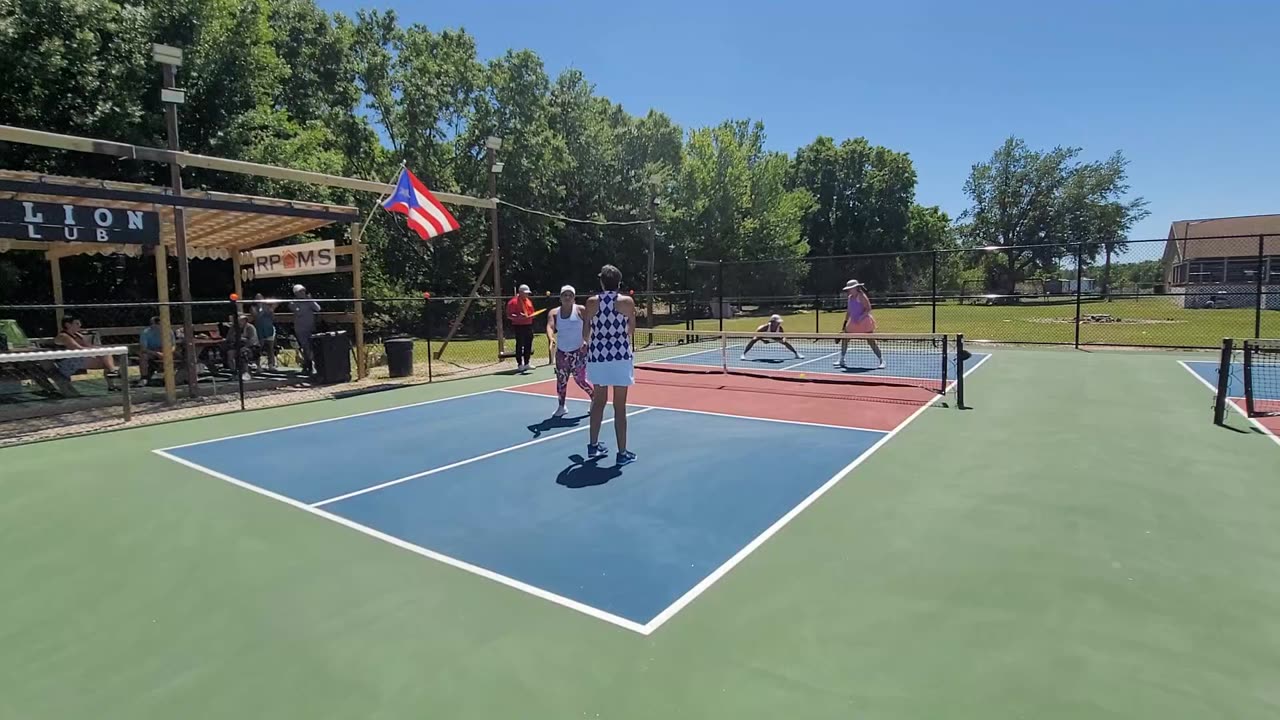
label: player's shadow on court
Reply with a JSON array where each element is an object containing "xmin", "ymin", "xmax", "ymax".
[
  {"xmin": 557, "ymin": 455, "xmax": 623, "ymax": 489},
  {"xmin": 527, "ymin": 415, "xmax": 588, "ymax": 438}
]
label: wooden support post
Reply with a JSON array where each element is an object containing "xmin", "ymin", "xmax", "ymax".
[
  {"xmin": 351, "ymin": 223, "xmax": 367, "ymax": 378},
  {"xmin": 232, "ymin": 252, "xmax": 244, "ymax": 304},
  {"xmin": 154, "ymin": 246, "xmax": 177, "ymax": 402},
  {"xmin": 434, "ymin": 250, "xmax": 495, "ymax": 359},
  {"xmin": 49, "ymin": 254, "xmax": 64, "ymax": 328}
]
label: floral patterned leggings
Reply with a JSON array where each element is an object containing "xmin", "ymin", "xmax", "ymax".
[{"xmin": 555, "ymin": 347, "xmax": 594, "ymax": 404}]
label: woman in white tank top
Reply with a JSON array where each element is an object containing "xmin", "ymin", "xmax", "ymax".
[{"xmin": 546, "ymin": 284, "xmax": 594, "ymax": 417}]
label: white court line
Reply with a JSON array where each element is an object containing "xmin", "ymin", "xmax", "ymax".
[
  {"xmin": 639, "ymin": 348, "xmax": 995, "ymax": 634},
  {"xmin": 151, "ymin": 449, "xmax": 648, "ymax": 635},
  {"xmin": 1177, "ymin": 360, "xmax": 1280, "ymax": 449},
  {"xmin": 499, "ymin": 391, "xmax": 888, "ymax": 434},
  {"xmin": 157, "ymin": 374, "xmax": 554, "ymax": 452},
  {"xmin": 311, "ymin": 407, "xmax": 655, "ymax": 507}
]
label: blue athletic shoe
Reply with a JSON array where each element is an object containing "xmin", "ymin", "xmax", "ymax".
[
  {"xmin": 587, "ymin": 443, "xmax": 609, "ymax": 460},
  {"xmin": 616, "ymin": 450, "xmax": 637, "ymax": 466}
]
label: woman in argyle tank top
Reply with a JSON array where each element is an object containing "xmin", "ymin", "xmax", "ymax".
[{"xmin": 582, "ymin": 264, "xmax": 637, "ymax": 466}]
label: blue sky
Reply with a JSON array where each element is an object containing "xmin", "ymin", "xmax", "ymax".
[{"xmin": 321, "ymin": 0, "xmax": 1277, "ymax": 241}]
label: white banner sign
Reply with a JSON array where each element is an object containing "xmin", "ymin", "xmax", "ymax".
[{"xmin": 244, "ymin": 240, "xmax": 336, "ymax": 278}]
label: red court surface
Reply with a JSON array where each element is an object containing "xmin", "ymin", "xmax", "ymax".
[
  {"xmin": 1229, "ymin": 399, "xmax": 1280, "ymax": 441},
  {"xmin": 507, "ymin": 371, "xmax": 946, "ymax": 431}
]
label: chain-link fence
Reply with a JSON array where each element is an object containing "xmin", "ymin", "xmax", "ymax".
[
  {"xmin": 688, "ymin": 235, "xmax": 1280, "ymax": 348},
  {"xmin": 0, "ymin": 290, "xmax": 697, "ymax": 447},
  {"xmin": 4, "ymin": 235, "xmax": 1274, "ymax": 446},
  {"xmin": 0, "ymin": 294, "xmax": 520, "ymax": 447}
]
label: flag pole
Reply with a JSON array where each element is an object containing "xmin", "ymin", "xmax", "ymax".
[
  {"xmin": 350, "ymin": 162, "xmax": 405, "ymax": 380},
  {"xmin": 358, "ymin": 161, "xmax": 406, "ymax": 234}
]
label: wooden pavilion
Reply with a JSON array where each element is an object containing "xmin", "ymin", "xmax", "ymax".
[{"xmin": 0, "ymin": 170, "xmax": 362, "ymax": 401}]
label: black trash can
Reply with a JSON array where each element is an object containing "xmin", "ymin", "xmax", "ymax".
[
  {"xmin": 384, "ymin": 337, "xmax": 414, "ymax": 378},
  {"xmin": 310, "ymin": 331, "xmax": 351, "ymax": 384}
]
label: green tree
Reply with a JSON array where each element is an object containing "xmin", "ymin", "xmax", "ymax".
[
  {"xmin": 672, "ymin": 120, "xmax": 813, "ymax": 298},
  {"xmin": 789, "ymin": 136, "xmax": 923, "ymax": 293},
  {"xmin": 961, "ymin": 136, "xmax": 1148, "ymax": 294}
]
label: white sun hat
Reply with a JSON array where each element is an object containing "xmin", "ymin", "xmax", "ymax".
[{"xmin": 842, "ymin": 279, "xmax": 864, "ymax": 291}]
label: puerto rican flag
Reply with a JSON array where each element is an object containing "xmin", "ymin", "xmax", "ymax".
[{"xmin": 381, "ymin": 168, "xmax": 460, "ymax": 241}]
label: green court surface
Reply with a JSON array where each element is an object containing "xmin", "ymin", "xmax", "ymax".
[{"xmin": 3, "ymin": 347, "xmax": 1280, "ymax": 719}]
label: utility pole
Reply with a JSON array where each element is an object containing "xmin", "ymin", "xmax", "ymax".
[{"xmin": 153, "ymin": 44, "xmax": 198, "ymax": 397}]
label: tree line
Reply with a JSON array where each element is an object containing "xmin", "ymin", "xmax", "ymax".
[{"xmin": 0, "ymin": 0, "xmax": 1148, "ymax": 305}]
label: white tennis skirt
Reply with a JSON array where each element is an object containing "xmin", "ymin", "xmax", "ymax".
[{"xmin": 587, "ymin": 358, "xmax": 634, "ymax": 387}]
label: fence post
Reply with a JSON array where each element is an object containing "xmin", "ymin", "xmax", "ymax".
[
  {"xmin": 717, "ymin": 261, "xmax": 725, "ymax": 333},
  {"xmin": 424, "ymin": 294, "xmax": 434, "ymax": 383},
  {"xmin": 931, "ymin": 250, "xmax": 938, "ymax": 333},
  {"xmin": 683, "ymin": 258, "xmax": 691, "ymax": 331},
  {"xmin": 230, "ymin": 295, "xmax": 245, "ymax": 410},
  {"xmin": 814, "ymin": 291, "xmax": 821, "ymax": 333},
  {"xmin": 1074, "ymin": 243, "xmax": 1084, "ymax": 349},
  {"xmin": 1255, "ymin": 234, "xmax": 1265, "ymax": 338}
]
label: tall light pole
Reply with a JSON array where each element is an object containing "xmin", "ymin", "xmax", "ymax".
[
  {"xmin": 486, "ymin": 136, "xmax": 504, "ymax": 350},
  {"xmin": 153, "ymin": 43, "xmax": 198, "ymax": 397}
]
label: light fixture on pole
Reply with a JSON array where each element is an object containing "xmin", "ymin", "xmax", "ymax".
[
  {"xmin": 485, "ymin": 136, "xmax": 503, "ymax": 151},
  {"xmin": 151, "ymin": 43, "xmax": 183, "ymax": 66}
]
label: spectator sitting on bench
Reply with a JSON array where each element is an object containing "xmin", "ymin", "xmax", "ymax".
[
  {"xmin": 54, "ymin": 316, "xmax": 119, "ymax": 391},
  {"xmin": 223, "ymin": 313, "xmax": 259, "ymax": 380},
  {"xmin": 137, "ymin": 316, "xmax": 174, "ymax": 385}
]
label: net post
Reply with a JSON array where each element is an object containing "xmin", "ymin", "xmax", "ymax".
[
  {"xmin": 814, "ymin": 291, "xmax": 821, "ymax": 333},
  {"xmin": 1214, "ymin": 338, "xmax": 1233, "ymax": 425},
  {"xmin": 1243, "ymin": 339, "xmax": 1255, "ymax": 417},
  {"xmin": 941, "ymin": 333, "xmax": 949, "ymax": 397},
  {"xmin": 955, "ymin": 334, "xmax": 965, "ymax": 409}
]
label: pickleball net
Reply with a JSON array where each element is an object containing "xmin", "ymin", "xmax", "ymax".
[
  {"xmin": 1213, "ymin": 338, "xmax": 1280, "ymax": 423},
  {"xmin": 631, "ymin": 329, "xmax": 970, "ymax": 406}
]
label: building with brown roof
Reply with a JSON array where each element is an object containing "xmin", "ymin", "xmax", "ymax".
[{"xmin": 1162, "ymin": 215, "xmax": 1280, "ymax": 309}]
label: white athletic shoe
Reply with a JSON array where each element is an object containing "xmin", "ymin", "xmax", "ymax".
[
  {"xmin": 833, "ymin": 358, "xmax": 846, "ymax": 367},
  {"xmin": 876, "ymin": 360, "xmax": 886, "ymax": 370},
  {"xmin": 552, "ymin": 406, "xmax": 567, "ymax": 418},
  {"xmin": 740, "ymin": 354, "xmax": 748, "ymax": 361},
  {"xmin": 794, "ymin": 353, "xmax": 805, "ymax": 359}
]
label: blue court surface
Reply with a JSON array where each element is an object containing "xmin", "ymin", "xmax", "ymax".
[
  {"xmin": 157, "ymin": 389, "xmax": 888, "ymax": 633},
  {"xmin": 1181, "ymin": 359, "xmax": 1279, "ymax": 401},
  {"xmin": 644, "ymin": 339, "xmax": 984, "ymax": 384}
]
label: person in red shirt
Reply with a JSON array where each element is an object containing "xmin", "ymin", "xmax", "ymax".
[{"xmin": 506, "ymin": 283, "xmax": 536, "ymax": 371}]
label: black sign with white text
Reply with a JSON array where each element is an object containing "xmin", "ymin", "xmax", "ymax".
[{"xmin": 0, "ymin": 199, "xmax": 160, "ymax": 246}]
